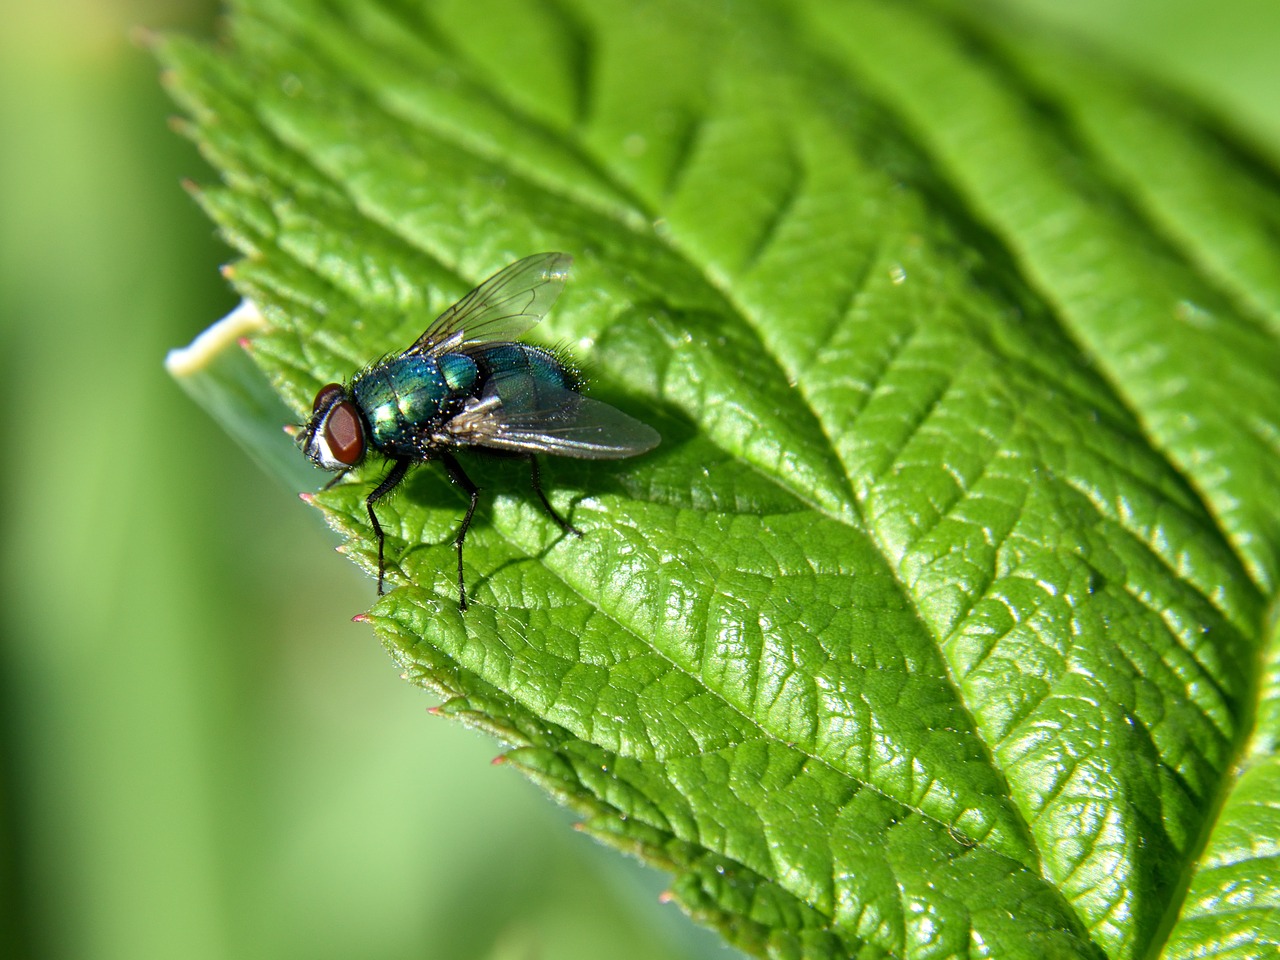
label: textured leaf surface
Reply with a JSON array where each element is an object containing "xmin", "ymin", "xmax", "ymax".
[{"xmin": 160, "ymin": 0, "xmax": 1280, "ymax": 957}]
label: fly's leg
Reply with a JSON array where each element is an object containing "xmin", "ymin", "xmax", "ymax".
[
  {"xmin": 366, "ymin": 459, "xmax": 410, "ymax": 595},
  {"xmin": 528, "ymin": 455, "xmax": 581, "ymax": 538},
  {"xmin": 441, "ymin": 452, "xmax": 480, "ymax": 611},
  {"xmin": 321, "ymin": 469, "xmax": 350, "ymax": 491}
]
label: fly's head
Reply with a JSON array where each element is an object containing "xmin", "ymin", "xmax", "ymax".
[{"xmin": 300, "ymin": 383, "xmax": 367, "ymax": 471}]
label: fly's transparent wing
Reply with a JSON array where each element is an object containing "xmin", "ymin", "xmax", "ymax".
[
  {"xmin": 445, "ymin": 373, "xmax": 660, "ymax": 459},
  {"xmin": 405, "ymin": 253, "xmax": 573, "ymax": 356}
]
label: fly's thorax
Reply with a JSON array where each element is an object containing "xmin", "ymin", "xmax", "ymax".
[{"xmin": 351, "ymin": 353, "xmax": 480, "ymax": 455}]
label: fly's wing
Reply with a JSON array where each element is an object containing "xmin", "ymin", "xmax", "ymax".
[
  {"xmin": 445, "ymin": 373, "xmax": 660, "ymax": 459},
  {"xmin": 404, "ymin": 253, "xmax": 573, "ymax": 357}
]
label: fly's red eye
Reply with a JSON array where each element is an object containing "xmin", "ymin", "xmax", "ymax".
[
  {"xmin": 324, "ymin": 401, "xmax": 365, "ymax": 465},
  {"xmin": 312, "ymin": 383, "xmax": 345, "ymax": 414}
]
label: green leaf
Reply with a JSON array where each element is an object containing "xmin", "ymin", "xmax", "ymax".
[{"xmin": 159, "ymin": 0, "xmax": 1280, "ymax": 957}]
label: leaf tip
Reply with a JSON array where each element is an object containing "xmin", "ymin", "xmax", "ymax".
[{"xmin": 298, "ymin": 491, "xmax": 315, "ymax": 504}]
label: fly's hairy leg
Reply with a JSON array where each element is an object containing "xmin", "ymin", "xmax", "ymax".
[
  {"xmin": 321, "ymin": 469, "xmax": 350, "ymax": 491},
  {"xmin": 441, "ymin": 452, "xmax": 480, "ymax": 611},
  {"xmin": 528, "ymin": 455, "xmax": 581, "ymax": 537},
  {"xmin": 365, "ymin": 459, "xmax": 411, "ymax": 595}
]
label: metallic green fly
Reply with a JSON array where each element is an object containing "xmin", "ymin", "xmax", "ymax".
[{"xmin": 299, "ymin": 253, "xmax": 660, "ymax": 609}]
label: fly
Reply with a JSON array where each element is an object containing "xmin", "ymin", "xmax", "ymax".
[{"xmin": 298, "ymin": 253, "xmax": 660, "ymax": 609}]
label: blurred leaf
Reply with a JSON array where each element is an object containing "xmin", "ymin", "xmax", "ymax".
[
  {"xmin": 159, "ymin": 0, "xmax": 1280, "ymax": 957},
  {"xmin": 165, "ymin": 299, "xmax": 320, "ymax": 490}
]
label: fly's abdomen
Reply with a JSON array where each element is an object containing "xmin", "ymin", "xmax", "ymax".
[
  {"xmin": 473, "ymin": 343, "xmax": 578, "ymax": 391},
  {"xmin": 352, "ymin": 354, "xmax": 478, "ymax": 456}
]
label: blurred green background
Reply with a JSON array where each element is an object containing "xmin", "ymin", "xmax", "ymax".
[{"xmin": 0, "ymin": 2, "xmax": 1276, "ymax": 959}]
